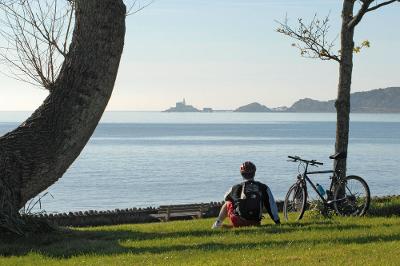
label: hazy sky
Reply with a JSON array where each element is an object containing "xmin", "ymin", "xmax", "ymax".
[{"xmin": 0, "ymin": 0, "xmax": 399, "ymax": 111}]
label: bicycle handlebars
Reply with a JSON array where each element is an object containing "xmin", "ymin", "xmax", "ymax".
[{"xmin": 288, "ymin": 155, "xmax": 324, "ymax": 166}]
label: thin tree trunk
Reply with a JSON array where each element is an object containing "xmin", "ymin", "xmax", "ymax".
[
  {"xmin": 0, "ymin": 0, "xmax": 126, "ymax": 218},
  {"xmin": 335, "ymin": 0, "xmax": 355, "ymax": 177}
]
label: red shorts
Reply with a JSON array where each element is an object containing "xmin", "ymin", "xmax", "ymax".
[{"xmin": 226, "ymin": 201, "xmax": 260, "ymax": 227}]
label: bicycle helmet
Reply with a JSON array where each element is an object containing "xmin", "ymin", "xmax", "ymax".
[{"xmin": 240, "ymin": 161, "xmax": 256, "ymax": 179}]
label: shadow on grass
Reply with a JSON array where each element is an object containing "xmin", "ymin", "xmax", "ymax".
[
  {"xmin": 368, "ymin": 198, "xmax": 400, "ymax": 217},
  {"xmin": 0, "ymin": 221, "xmax": 387, "ymax": 259}
]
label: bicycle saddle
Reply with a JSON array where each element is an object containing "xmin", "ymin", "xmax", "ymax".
[{"xmin": 329, "ymin": 152, "xmax": 347, "ymax": 160}]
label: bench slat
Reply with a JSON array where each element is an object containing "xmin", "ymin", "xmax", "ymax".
[{"xmin": 155, "ymin": 203, "xmax": 210, "ymax": 222}]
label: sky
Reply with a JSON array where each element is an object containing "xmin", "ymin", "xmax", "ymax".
[{"xmin": 0, "ymin": 0, "xmax": 399, "ymax": 111}]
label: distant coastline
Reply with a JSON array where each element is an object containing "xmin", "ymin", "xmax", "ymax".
[
  {"xmin": 1, "ymin": 87, "xmax": 399, "ymax": 114},
  {"xmin": 163, "ymin": 87, "xmax": 400, "ymax": 113}
]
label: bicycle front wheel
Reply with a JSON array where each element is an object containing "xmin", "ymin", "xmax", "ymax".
[
  {"xmin": 284, "ymin": 182, "xmax": 307, "ymax": 222},
  {"xmin": 333, "ymin": 175, "xmax": 370, "ymax": 216}
]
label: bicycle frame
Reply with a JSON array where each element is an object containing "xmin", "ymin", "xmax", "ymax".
[{"xmin": 298, "ymin": 164, "xmax": 344, "ymax": 205}]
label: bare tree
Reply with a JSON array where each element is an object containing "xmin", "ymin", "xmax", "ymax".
[
  {"xmin": 0, "ymin": 0, "xmax": 127, "ymax": 234},
  {"xmin": 0, "ymin": 0, "xmax": 75, "ymax": 90},
  {"xmin": 277, "ymin": 0, "xmax": 399, "ymax": 176},
  {"xmin": 0, "ymin": 0, "xmax": 152, "ymax": 91},
  {"xmin": 0, "ymin": 0, "xmax": 153, "ymax": 234}
]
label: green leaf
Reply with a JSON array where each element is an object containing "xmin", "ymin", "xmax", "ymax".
[{"xmin": 362, "ymin": 40, "xmax": 370, "ymax": 48}]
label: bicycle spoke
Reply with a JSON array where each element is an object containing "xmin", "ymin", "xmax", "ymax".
[
  {"xmin": 284, "ymin": 183, "xmax": 306, "ymax": 221},
  {"xmin": 334, "ymin": 176, "xmax": 370, "ymax": 216}
]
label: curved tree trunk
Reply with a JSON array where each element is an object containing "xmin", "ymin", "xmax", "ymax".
[
  {"xmin": 335, "ymin": 0, "xmax": 355, "ymax": 177},
  {"xmin": 0, "ymin": 0, "xmax": 126, "ymax": 218}
]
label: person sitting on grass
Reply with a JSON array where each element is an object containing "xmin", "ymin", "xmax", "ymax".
[{"xmin": 212, "ymin": 161, "xmax": 280, "ymax": 229}]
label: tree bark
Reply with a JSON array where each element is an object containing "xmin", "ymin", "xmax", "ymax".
[
  {"xmin": 335, "ymin": 0, "xmax": 355, "ymax": 177},
  {"xmin": 0, "ymin": 0, "xmax": 126, "ymax": 216}
]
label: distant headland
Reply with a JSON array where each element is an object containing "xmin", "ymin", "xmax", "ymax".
[{"xmin": 164, "ymin": 87, "xmax": 400, "ymax": 113}]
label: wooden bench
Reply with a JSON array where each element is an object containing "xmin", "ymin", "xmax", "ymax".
[{"xmin": 152, "ymin": 203, "xmax": 208, "ymax": 222}]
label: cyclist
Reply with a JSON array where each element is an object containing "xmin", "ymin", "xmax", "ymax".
[{"xmin": 212, "ymin": 161, "xmax": 280, "ymax": 229}]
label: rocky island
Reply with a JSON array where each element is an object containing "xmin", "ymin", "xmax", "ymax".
[
  {"xmin": 234, "ymin": 102, "xmax": 271, "ymax": 112},
  {"xmin": 164, "ymin": 99, "xmax": 214, "ymax": 112}
]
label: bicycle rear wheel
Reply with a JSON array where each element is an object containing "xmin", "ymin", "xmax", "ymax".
[
  {"xmin": 284, "ymin": 183, "xmax": 307, "ymax": 222},
  {"xmin": 333, "ymin": 175, "xmax": 370, "ymax": 216}
]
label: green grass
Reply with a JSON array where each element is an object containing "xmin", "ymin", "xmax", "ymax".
[
  {"xmin": 1, "ymin": 201, "xmax": 400, "ymax": 265},
  {"xmin": 369, "ymin": 196, "xmax": 400, "ymax": 217}
]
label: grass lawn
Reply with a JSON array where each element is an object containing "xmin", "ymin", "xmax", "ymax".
[{"xmin": 1, "ymin": 198, "xmax": 400, "ymax": 265}]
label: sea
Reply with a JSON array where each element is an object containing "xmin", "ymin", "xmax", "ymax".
[{"xmin": 0, "ymin": 111, "xmax": 399, "ymax": 213}]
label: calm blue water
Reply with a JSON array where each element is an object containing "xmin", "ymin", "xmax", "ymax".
[{"xmin": 0, "ymin": 112, "xmax": 399, "ymax": 213}]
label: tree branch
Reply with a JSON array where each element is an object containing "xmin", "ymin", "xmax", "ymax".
[
  {"xmin": 276, "ymin": 14, "xmax": 341, "ymax": 63},
  {"xmin": 348, "ymin": 0, "xmax": 373, "ymax": 29},
  {"xmin": 125, "ymin": 0, "xmax": 153, "ymax": 16},
  {"xmin": 366, "ymin": 0, "xmax": 399, "ymax": 12},
  {"xmin": 349, "ymin": 0, "xmax": 399, "ymax": 29}
]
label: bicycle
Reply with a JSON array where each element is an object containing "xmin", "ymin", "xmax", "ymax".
[{"xmin": 283, "ymin": 152, "xmax": 370, "ymax": 221}]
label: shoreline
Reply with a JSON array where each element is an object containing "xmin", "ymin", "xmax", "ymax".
[{"xmin": 26, "ymin": 195, "xmax": 399, "ymax": 227}]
